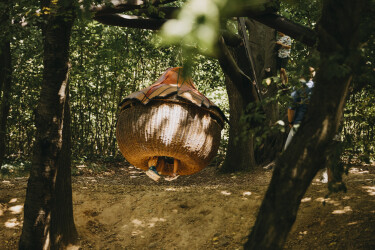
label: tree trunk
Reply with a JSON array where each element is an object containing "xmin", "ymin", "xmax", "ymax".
[
  {"xmin": 0, "ymin": 0, "xmax": 12, "ymax": 168},
  {"xmin": 50, "ymin": 84, "xmax": 78, "ymax": 247},
  {"xmin": 218, "ymin": 17, "xmax": 281, "ymax": 172},
  {"xmin": 19, "ymin": 0, "xmax": 78, "ymax": 249},
  {"xmin": 244, "ymin": 0, "xmax": 366, "ymax": 249},
  {"xmin": 222, "ymin": 75, "xmax": 256, "ymax": 172},
  {"xmin": 245, "ymin": 18, "xmax": 285, "ymax": 165},
  {"xmin": 218, "ymin": 34, "xmax": 258, "ymax": 172}
]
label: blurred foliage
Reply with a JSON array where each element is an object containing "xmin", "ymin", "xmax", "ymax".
[
  {"xmin": 160, "ymin": 0, "xmax": 275, "ymax": 64},
  {"xmin": 161, "ymin": 0, "xmax": 221, "ymax": 56}
]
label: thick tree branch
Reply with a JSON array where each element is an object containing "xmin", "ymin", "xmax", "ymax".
[
  {"xmin": 92, "ymin": 0, "xmax": 276, "ymax": 16},
  {"xmin": 221, "ymin": 30, "xmax": 243, "ymax": 47},
  {"xmin": 249, "ymin": 13, "xmax": 316, "ymax": 46},
  {"xmin": 217, "ymin": 36, "xmax": 259, "ymax": 104},
  {"xmin": 131, "ymin": 6, "xmax": 178, "ymax": 19},
  {"xmin": 93, "ymin": 4, "xmax": 316, "ymax": 47},
  {"xmin": 94, "ymin": 13, "xmax": 166, "ymax": 30},
  {"xmin": 91, "ymin": 0, "xmax": 178, "ymax": 14}
]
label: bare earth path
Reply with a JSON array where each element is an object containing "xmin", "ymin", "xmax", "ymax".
[{"xmin": 1, "ymin": 163, "xmax": 374, "ymax": 249}]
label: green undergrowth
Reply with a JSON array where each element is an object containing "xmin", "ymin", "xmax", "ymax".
[{"xmin": 0, "ymin": 160, "xmax": 31, "ymax": 179}]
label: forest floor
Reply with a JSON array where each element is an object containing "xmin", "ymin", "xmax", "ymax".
[{"xmin": 1, "ymin": 161, "xmax": 375, "ymax": 249}]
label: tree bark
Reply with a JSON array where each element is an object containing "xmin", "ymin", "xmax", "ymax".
[
  {"xmin": 218, "ymin": 17, "xmax": 282, "ymax": 172},
  {"xmin": 244, "ymin": 0, "xmax": 367, "ymax": 248},
  {"xmin": 245, "ymin": 18, "xmax": 284, "ymax": 165},
  {"xmin": 91, "ymin": 0, "xmax": 178, "ymax": 14},
  {"xmin": 0, "ymin": 0, "xmax": 12, "ymax": 168},
  {"xmin": 217, "ymin": 34, "xmax": 258, "ymax": 172},
  {"xmin": 50, "ymin": 85, "xmax": 78, "ymax": 247},
  {"xmin": 221, "ymin": 75, "xmax": 257, "ymax": 172},
  {"xmin": 19, "ymin": 0, "xmax": 78, "ymax": 248},
  {"xmin": 249, "ymin": 13, "xmax": 316, "ymax": 46},
  {"xmin": 92, "ymin": 1, "xmax": 316, "ymax": 46},
  {"xmin": 94, "ymin": 13, "xmax": 166, "ymax": 30}
]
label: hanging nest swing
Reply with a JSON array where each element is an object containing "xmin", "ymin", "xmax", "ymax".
[{"xmin": 116, "ymin": 67, "xmax": 227, "ymax": 176}]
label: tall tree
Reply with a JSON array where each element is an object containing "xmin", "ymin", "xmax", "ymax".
[
  {"xmin": 245, "ymin": 18, "xmax": 285, "ymax": 165},
  {"xmin": 245, "ymin": 0, "xmax": 368, "ymax": 248},
  {"xmin": 0, "ymin": 0, "xmax": 12, "ymax": 168},
  {"xmin": 218, "ymin": 16, "xmax": 282, "ymax": 172},
  {"xmin": 216, "ymin": 20, "xmax": 261, "ymax": 172},
  {"xmin": 19, "ymin": 0, "xmax": 78, "ymax": 248}
]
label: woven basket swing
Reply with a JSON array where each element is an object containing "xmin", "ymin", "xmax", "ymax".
[{"xmin": 116, "ymin": 67, "xmax": 227, "ymax": 176}]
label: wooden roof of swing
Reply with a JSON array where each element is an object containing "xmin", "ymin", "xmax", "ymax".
[{"xmin": 119, "ymin": 67, "xmax": 227, "ymax": 127}]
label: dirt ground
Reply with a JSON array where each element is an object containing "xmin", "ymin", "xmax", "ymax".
[{"xmin": 1, "ymin": 162, "xmax": 375, "ymax": 249}]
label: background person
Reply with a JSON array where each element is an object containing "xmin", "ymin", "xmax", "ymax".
[
  {"xmin": 284, "ymin": 68, "xmax": 314, "ymax": 150},
  {"xmin": 276, "ymin": 32, "xmax": 292, "ymax": 87}
]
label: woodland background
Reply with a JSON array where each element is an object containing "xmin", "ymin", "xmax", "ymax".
[
  {"xmin": 1, "ymin": 0, "xmax": 374, "ymax": 173},
  {"xmin": 0, "ymin": 0, "xmax": 374, "ymax": 249}
]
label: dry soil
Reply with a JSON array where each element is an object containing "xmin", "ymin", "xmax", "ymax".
[{"xmin": 1, "ymin": 163, "xmax": 374, "ymax": 249}]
